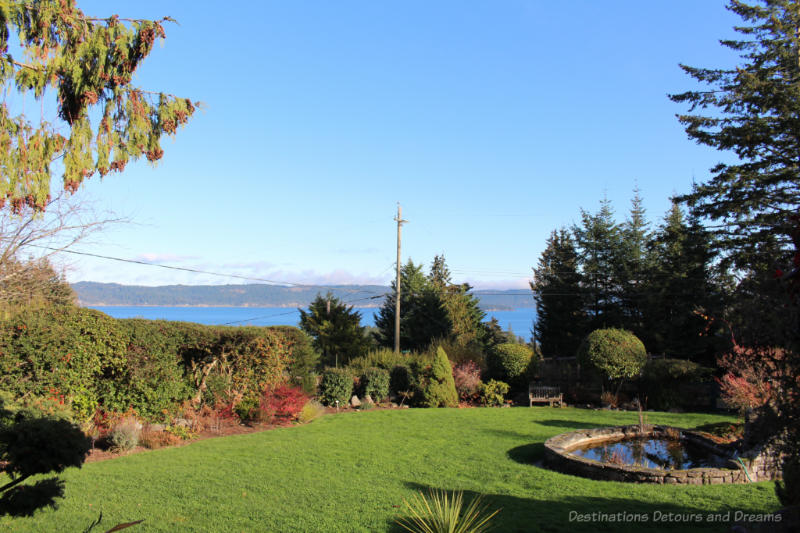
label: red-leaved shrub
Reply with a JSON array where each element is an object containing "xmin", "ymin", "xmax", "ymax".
[
  {"xmin": 452, "ymin": 361, "xmax": 482, "ymax": 403},
  {"xmin": 260, "ymin": 385, "xmax": 308, "ymax": 423},
  {"xmin": 716, "ymin": 343, "xmax": 785, "ymax": 413}
]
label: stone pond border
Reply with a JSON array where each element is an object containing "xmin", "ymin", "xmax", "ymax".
[{"xmin": 543, "ymin": 425, "xmax": 779, "ymax": 484}]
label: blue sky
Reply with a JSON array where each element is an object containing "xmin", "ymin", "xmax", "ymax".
[{"xmin": 56, "ymin": 1, "xmax": 740, "ymax": 289}]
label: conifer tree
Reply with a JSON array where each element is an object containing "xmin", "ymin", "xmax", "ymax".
[
  {"xmin": 428, "ymin": 255, "xmax": 486, "ymax": 348},
  {"xmin": 531, "ymin": 228, "xmax": 585, "ymax": 357},
  {"xmin": 375, "ymin": 260, "xmax": 450, "ymax": 352},
  {"xmin": 643, "ymin": 202, "xmax": 722, "ymax": 362},
  {"xmin": 573, "ymin": 198, "xmax": 624, "ymax": 330},
  {"xmin": 0, "ymin": 1, "xmax": 198, "ymax": 211},
  {"xmin": 299, "ymin": 293, "xmax": 371, "ymax": 367},
  {"xmin": 616, "ymin": 189, "xmax": 652, "ymax": 336},
  {"xmin": 670, "ymin": 0, "xmax": 800, "ymax": 267}
]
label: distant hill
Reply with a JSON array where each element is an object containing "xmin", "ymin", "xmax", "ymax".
[{"xmin": 72, "ymin": 282, "xmax": 533, "ymax": 310}]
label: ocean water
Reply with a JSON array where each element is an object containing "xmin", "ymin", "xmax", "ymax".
[{"xmin": 89, "ymin": 306, "xmax": 536, "ymax": 341}]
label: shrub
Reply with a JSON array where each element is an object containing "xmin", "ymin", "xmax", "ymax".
[
  {"xmin": 68, "ymin": 388, "xmax": 98, "ymax": 423},
  {"xmin": 429, "ymin": 338, "xmax": 485, "ymax": 369},
  {"xmin": 0, "ymin": 306, "xmax": 127, "ymax": 401},
  {"xmin": 0, "ymin": 415, "xmax": 91, "ymax": 517},
  {"xmin": 640, "ymin": 358, "xmax": 713, "ymax": 411},
  {"xmin": 285, "ymin": 330, "xmax": 320, "ymax": 395},
  {"xmin": 417, "ymin": 347, "xmax": 458, "ymax": 408},
  {"xmin": 164, "ymin": 424, "xmax": 194, "ymax": 440},
  {"xmin": 109, "ymin": 417, "xmax": 141, "ymax": 452},
  {"xmin": 390, "ymin": 364, "xmax": 415, "ymax": 397},
  {"xmin": 319, "ymin": 368, "xmax": 354, "ymax": 406},
  {"xmin": 777, "ymin": 455, "xmax": 800, "ymax": 507},
  {"xmin": 348, "ymin": 348, "xmax": 410, "ymax": 374},
  {"xmin": 396, "ymin": 489, "xmax": 499, "ymax": 533},
  {"xmin": 234, "ymin": 397, "xmax": 260, "ymax": 423},
  {"xmin": 261, "ymin": 385, "xmax": 308, "ymax": 423},
  {"xmin": 577, "ymin": 328, "xmax": 647, "ymax": 382},
  {"xmin": 452, "ymin": 361, "xmax": 482, "ymax": 403},
  {"xmin": 600, "ymin": 391, "xmax": 619, "ymax": 408},
  {"xmin": 139, "ymin": 429, "xmax": 181, "ymax": 449},
  {"xmin": 480, "ymin": 380, "xmax": 510, "ymax": 407},
  {"xmin": 298, "ymin": 400, "xmax": 326, "ymax": 424},
  {"xmin": 361, "ymin": 367, "xmax": 390, "ymax": 402},
  {"xmin": 488, "ymin": 343, "xmax": 534, "ymax": 389}
]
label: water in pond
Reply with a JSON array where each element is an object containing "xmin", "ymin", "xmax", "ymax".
[{"xmin": 570, "ymin": 437, "xmax": 730, "ymax": 470}]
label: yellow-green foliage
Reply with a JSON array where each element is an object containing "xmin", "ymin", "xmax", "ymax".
[
  {"xmin": 577, "ymin": 328, "xmax": 647, "ymax": 381},
  {"xmin": 489, "ymin": 343, "xmax": 534, "ymax": 387},
  {"xmin": 418, "ymin": 347, "xmax": 458, "ymax": 408},
  {"xmin": 298, "ymin": 400, "xmax": 326, "ymax": 424},
  {"xmin": 0, "ymin": 1, "xmax": 198, "ymax": 210},
  {"xmin": 348, "ymin": 348, "xmax": 413, "ymax": 375}
]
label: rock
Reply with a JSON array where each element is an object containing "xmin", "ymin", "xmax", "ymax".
[
  {"xmin": 174, "ymin": 418, "xmax": 190, "ymax": 428},
  {"xmin": 364, "ymin": 394, "xmax": 374, "ymax": 405},
  {"xmin": 350, "ymin": 395, "xmax": 361, "ymax": 408},
  {"xmin": 148, "ymin": 423, "xmax": 166, "ymax": 432}
]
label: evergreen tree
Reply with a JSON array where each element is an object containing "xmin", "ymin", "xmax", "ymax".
[
  {"xmin": 573, "ymin": 198, "xmax": 624, "ymax": 330},
  {"xmin": 299, "ymin": 293, "xmax": 372, "ymax": 367},
  {"xmin": 616, "ymin": 188, "xmax": 652, "ymax": 336},
  {"xmin": 670, "ymin": 0, "xmax": 800, "ymax": 268},
  {"xmin": 643, "ymin": 202, "xmax": 722, "ymax": 363},
  {"xmin": 0, "ymin": 1, "xmax": 197, "ymax": 210},
  {"xmin": 374, "ymin": 260, "xmax": 450, "ymax": 352},
  {"xmin": 428, "ymin": 255, "xmax": 486, "ymax": 348},
  {"xmin": 532, "ymin": 229, "xmax": 585, "ymax": 357}
]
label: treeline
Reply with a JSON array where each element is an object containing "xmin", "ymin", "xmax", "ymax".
[
  {"xmin": 532, "ymin": 193, "xmax": 728, "ymax": 366},
  {"xmin": 72, "ymin": 281, "xmax": 533, "ymax": 310}
]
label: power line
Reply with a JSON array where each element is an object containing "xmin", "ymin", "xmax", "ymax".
[{"xmin": 28, "ymin": 244, "xmax": 386, "ymax": 295}]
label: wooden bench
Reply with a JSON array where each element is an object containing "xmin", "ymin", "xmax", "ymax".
[{"xmin": 529, "ymin": 385, "xmax": 563, "ymax": 407}]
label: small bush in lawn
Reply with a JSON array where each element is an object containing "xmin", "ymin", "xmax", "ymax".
[
  {"xmin": 261, "ymin": 385, "xmax": 308, "ymax": 423},
  {"xmin": 480, "ymin": 380, "xmax": 510, "ymax": 407},
  {"xmin": 319, "ymin": 368, "xmax": 354, "ymax": 406},
  {"xmin": 110, "ymin": 417, "xmax": 141, "ymax": 451},
  {"xmin": 298, "ymin": 400, "xmax": 326, "ymax": 424},
  {"xmin": 361, "ymin": 367, "xmax": 390, "ymax": 402},
  {"xmin": 452, "ymin": 361, "xmax": 482, "ymax": 403}
]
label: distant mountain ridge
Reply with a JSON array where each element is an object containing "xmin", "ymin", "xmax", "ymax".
[{"xmin": 72, "ymin": 282, "xmax": 533, "ymax": 310}]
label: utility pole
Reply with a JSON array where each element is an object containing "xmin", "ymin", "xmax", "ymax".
[{"xmin": 394, "ymin": 203, "xmax": 407, "ymax": 354}]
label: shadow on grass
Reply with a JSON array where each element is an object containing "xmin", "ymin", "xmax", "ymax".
[
  {"xmin": 535, "ymin": 419, "xmax": 601, "ymax": 429},
  {"xmin": 388, "ymin": 482, "xmax": 770, "ymax": 533},
  {"xmin": 480, "ymin": 428, "xmax": 538, "ymax": 440},
  {"xmin": 507, "ymin": 443, "xmax": 545, "ymax": 465}
]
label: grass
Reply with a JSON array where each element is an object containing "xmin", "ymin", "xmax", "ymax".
[{"xmin": 1, "ymin": 407, "xmax": 781, "ymax": 532}]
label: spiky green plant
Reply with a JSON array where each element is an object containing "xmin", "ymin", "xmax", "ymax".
[{"xmin": 396, "ymin": 489, "xmax": 500, "ymax": 533}]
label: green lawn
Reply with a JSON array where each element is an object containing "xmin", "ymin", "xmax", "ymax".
[{"xmin": 1, "ymin": 408, "xmax": 780, "ymax": 532}]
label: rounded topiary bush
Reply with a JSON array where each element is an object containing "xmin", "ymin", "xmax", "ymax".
[
  {"xmin": 577, "ymin": 328, "xmax": 647, "ymax": 381},
  {"xmin": 319, "ymin": 367, "xmax": 354, "ymax": 406},
  {"xmin": 489, "ymin": 343, "xmax": 534, "ymax": 386}
]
